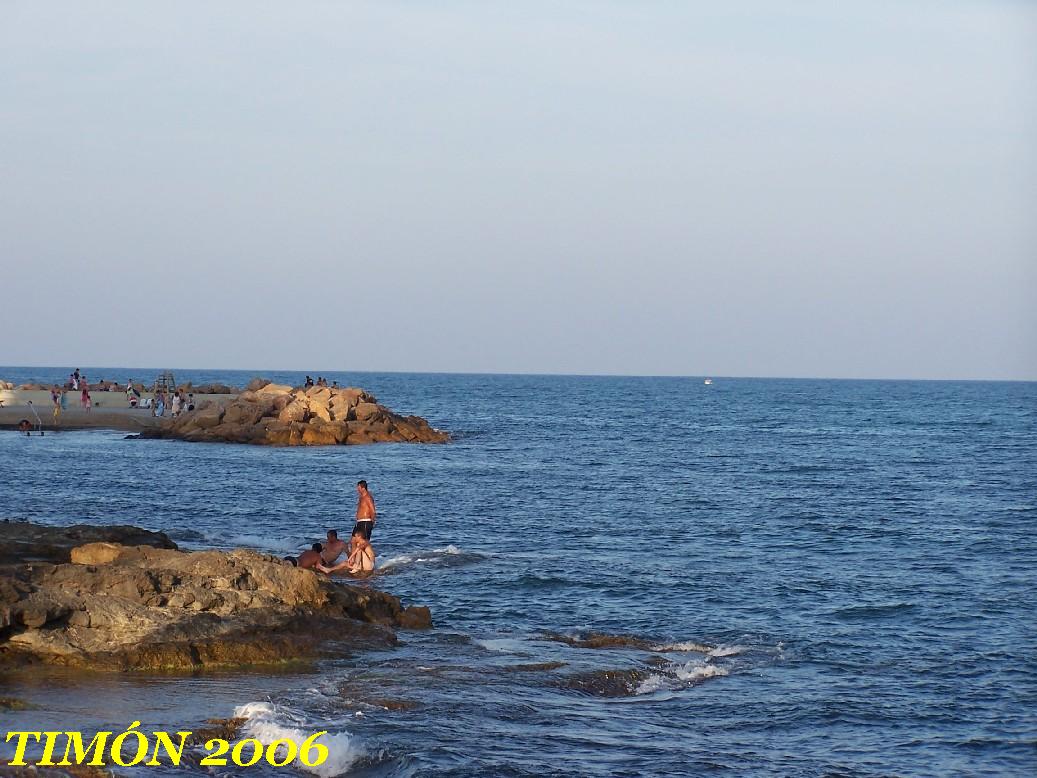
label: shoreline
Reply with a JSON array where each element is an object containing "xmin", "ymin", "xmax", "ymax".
[{"xmin": 0, "ymin": 389, "xmax": 235, "ymax": 433}]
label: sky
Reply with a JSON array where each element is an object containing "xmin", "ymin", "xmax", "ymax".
[{"xmin": 1, "ymin": 1, "xmax": 1034, "ymax": 380}]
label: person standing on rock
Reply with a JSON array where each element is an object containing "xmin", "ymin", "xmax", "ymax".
[{"xmin": 353, "ymin": 480, "xmax": 376, "ymax": 540}]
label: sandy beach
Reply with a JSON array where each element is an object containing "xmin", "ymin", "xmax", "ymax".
[{"xmin": 0, "ymin": 389, "xmax": 234, "ymax": 432}]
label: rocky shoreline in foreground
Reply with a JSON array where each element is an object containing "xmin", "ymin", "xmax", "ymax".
[{"xmin": 0, "ymin": 520, "xmax": 430, "ymax": 673}]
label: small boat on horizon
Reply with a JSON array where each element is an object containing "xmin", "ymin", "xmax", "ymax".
[{"xmin": 704, "ymin": 378, "xmax": 713, "ymax": 385}]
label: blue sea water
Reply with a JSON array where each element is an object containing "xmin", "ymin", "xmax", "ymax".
[{"xmin": 1, "ymin": 367, "xmax": 1035, "ymax": 776}]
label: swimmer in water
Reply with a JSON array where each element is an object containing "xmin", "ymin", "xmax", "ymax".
[{"xmin": 317, "ymin": 529, "xmax": 375, "ymax": 576}]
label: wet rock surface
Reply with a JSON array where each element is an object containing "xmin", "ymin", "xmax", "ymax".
[
  {"xmin": 141, "ymin": 382, "xmax": 449, "ymax": 447},
  {"xmin": 541, "ymin": 631, "xmax": 658, "ymax": 650},
  {"xmin": 0, "ymin": 523, "xmax": 432, "ymax": 672},
  {"xmin": 555, "ymin": 668, "xmax": 651, "ymax": 697},
  {"xmin": 0, "ymin": 520, "xmax": 176, "ymax": 565}
]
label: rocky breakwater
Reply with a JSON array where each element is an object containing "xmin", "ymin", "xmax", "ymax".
[
  {"xmin": 0, "ymin": 521, "xmax": 431, "ymax": 672},
  {"xmin": 142, "ymin": 381, "xmax": 449, "ymax": 446}
]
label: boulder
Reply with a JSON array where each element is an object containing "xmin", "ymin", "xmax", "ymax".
[
  {"xmin": 0, "ymin": 523, "xmax": 430, "ymax": 672},
  {"xmin": 70, "ymin": 542, "xmax": 125, "ymax": 566},
  {"xmin": 301, "ymin": 424, "xmax": 340, "ymax": 446},
  {"xmin": 257, "ymin": 383, "xmax": 293, "ymax": 395},
  {"xmin": 223, "ymin": 402, "xmax": 268, "ymax": 427},
  {"xmin": 245, "ymin": 377, "xmax": 272, "ymax": 391},
  {"xmin": 310, "ymin": 403, "xmax": 332, "ymax": 423},
  {"xmin": 193, "ymin": 406, "xmax": 224, "ymax": 430},
  {"xmin": 277, "ymin": 398, "xmax": 309, "ymax": 423},
  {"xmin": 354, "ymin": 402, "xmax": 381, "ymax": 422},
  {"xmin": 306, "ymin": 386, "xmax": 333, "ymax": 403},
  {"xmin": 332, "ymin": 388, "xmax": 367, "ymax": 408}
]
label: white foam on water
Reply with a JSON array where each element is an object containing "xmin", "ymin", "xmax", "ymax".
[
  {"xmin": 707, "ymin": 644, "xmax": 747, "ymax": 658},
  {"xmin": 651, "ymin": 640, "xmax": 713, "ymax": 653},
  {"xmin": 234, "ymin": 701, "xmax": 362, "ymax": 777},
  {"xmin": 674, "ymin": 662, "xmax": 729, "ymax": 682},
  {"xmin": 473, "ymin": 637, "xmax": 530, "ymax": 653},
  {"xmin": 634, "ymin": 674, "xmax": 669, "ymax": 695},
  {"xmin": 635, "ymin": 662, "xmax": 730, "ymax": 695},
  {"xmin": 378, "ymin": 544, "xmax": 466, "ymax": 571}
]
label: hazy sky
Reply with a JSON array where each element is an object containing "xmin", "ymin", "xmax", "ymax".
[{"xmin": 1, "ymin": 1, "xmax": 1034, "ymax": 379}]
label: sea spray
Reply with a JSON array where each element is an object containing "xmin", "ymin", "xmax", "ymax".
[{"xmin": 233, "ymin": 702, "xmax": 361, "ymax": 777}]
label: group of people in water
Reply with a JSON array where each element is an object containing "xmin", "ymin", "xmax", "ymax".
[{"xmin": 285, "ymin": 480, "xmax": 378, "ymax": 576}]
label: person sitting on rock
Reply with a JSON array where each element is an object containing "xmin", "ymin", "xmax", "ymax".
[
  {"xmin": 284, "ymin": 542, "xmax": 323, "ymax": 569},
  {"xmin": 320, "ymin": 529, "xmax": 348, "ymax": 566},
  {"xmin": 317, "ymin": 530, "xmax": 375, "ymax": 576}
]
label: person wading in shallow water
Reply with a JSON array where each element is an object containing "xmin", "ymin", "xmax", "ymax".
[
  {"xmin": 317, "ymin": 529, "xmax": 375, "ymax": 576},
  {"xmin": 321, "ymin": 529, "xmax": 348, "ymax": 566},
  {"xmin": 353, "ymin": 480, "xmax": 376, "ymax": 541}
]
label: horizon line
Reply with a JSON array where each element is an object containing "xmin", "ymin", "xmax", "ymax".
[{"xmin": 1, "ymin": 363, "xmax": 1034, "ymax": 384}]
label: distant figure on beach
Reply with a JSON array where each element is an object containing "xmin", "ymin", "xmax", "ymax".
[
  {"xmin": 59, "ymin": 387, "xmax": 68, "ymax": 417},
  {"xmin": 171, "ymin": 392, "xmax": 182, "ymax": 417},
  {"xmin": 71, "ymin": 369, "xmax": 80, "ymax": 391},
  {"xmin": 332, "ymin": 381, "xmax": 339, "ymax": 389},
  {"xmin": 50, "ymin": 387, "xmax": 61, "ymax": 422},
  {"xmin": 186, "ymin": 393, "xmax": 195, "ymax": 411},
  {"xmin": 321, "ymin": 529, "xmax": 348, "ymax": 566},
  {"xmin": 80, "ymin": 385, "xmax": 91, "ymax": 412},
  {"xmin": 304, "ymin": 375, "xmax": 314, "ymax": 388},
  {"xmin": 317, "ymin": 530, "xmax": 375, "ymax": 576},
  {"xmin": 353, "ymin": 480, "xmax": 376, "ymax": 540},
  {"xmin": 154, "ymin": 391, "xmax": 165, "ymax": 417},
  {"xmin": 284, "ymin": 542, "xmax": 323, "ymax": 570}
]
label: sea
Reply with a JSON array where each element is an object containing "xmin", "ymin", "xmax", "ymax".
[{"xmin": 1, "ymin": 367, "xmax": 1035, "ymax": 777}]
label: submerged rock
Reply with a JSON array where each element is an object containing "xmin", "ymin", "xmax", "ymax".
[
  {"xmin": 555, "ymin": 668, "xmax": 651, "ymax": 697},
  {"xmin": 0, "ymin": 524, "xmax": 432, "ymax": 672},
  {"xmin": 142, "ymin": 382, "xmax": 449, "ymax": 447},
  {"xmin": 499, "ymin": 661, "xmax": 568, "ymax": 673},
  {"xmin": 541, "ymin": 631, "xmax": 657, "ymax": 651}
]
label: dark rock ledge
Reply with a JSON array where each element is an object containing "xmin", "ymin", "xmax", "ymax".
[{"xmin": 0, "ymin": 520, "xmax": 430, "ymax": 672}]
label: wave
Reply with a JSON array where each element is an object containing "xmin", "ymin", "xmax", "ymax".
[
  {"xmin": 377, "ymin": 545, "xmax": 484, "ymax": 574},
  {"xmin": 650, "ymin": 640, "xmax": 712, "ymax": 654},
  {"xmin": 234, "ymin": 701, "xmax": 362, "ymax": 778},
  {"xmin": 707, "ymin": 644, "xmax": 747, "ymax": 658},
  {"xmin": 634, "ymin": 662, "xmax": 729, "ymax": 695}
]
